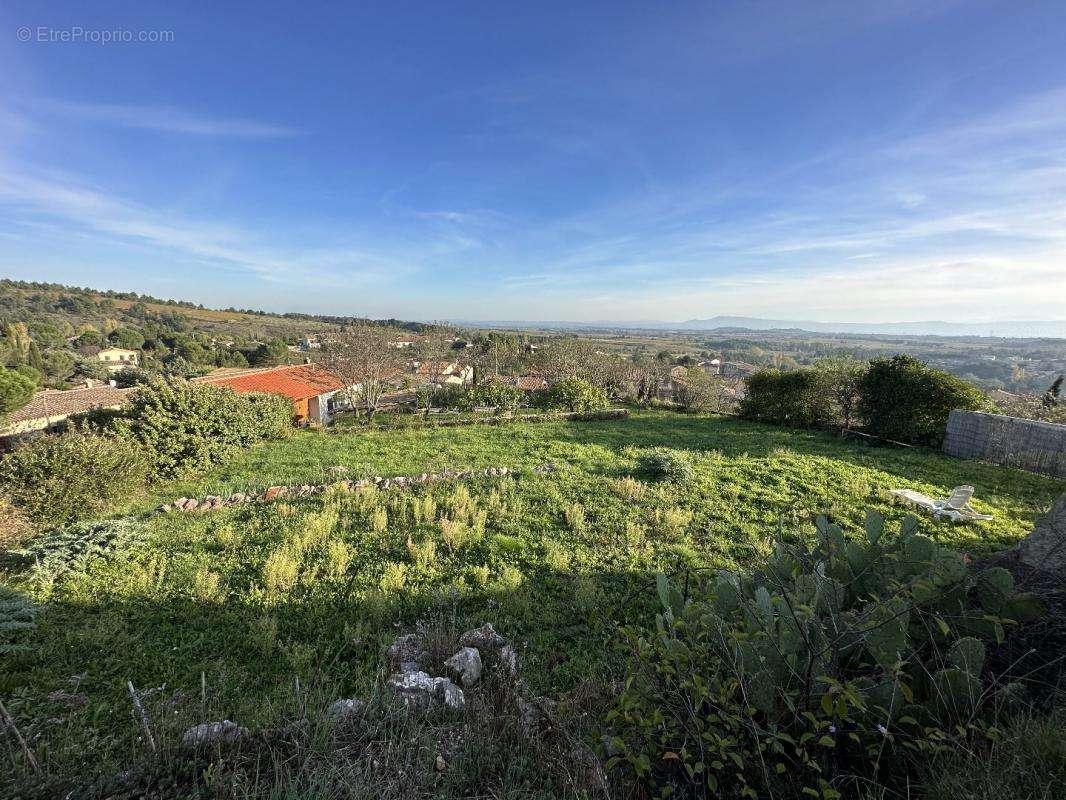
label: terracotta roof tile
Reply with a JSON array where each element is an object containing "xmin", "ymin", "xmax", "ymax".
[
  {"xmin": 4, "ymin": 385, "xmax": 133, "ymax": 426},
  {"xmin": 200, "ymin": 364, "xmax": 344, "ymax": 400}
]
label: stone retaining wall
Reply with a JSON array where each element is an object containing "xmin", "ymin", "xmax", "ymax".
[{"xmin": 943, "ymin": 409, "xmax": 1066, "ymax": 478}]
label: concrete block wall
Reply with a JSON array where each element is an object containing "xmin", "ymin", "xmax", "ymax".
[{"xmin": 943, "ymin": 409, "xmax": 1066, "ymax": 478}]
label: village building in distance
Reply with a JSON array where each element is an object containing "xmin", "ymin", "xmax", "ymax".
[{"xmin": 96, "ymin": 347, "xmax": 140, "ymax": 372}]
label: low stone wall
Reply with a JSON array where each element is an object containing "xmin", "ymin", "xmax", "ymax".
[
  {"xmin": 158, "ymin": 462, "xmax": 559, "ymax": 514},
  {"xmin": 341, "ymin": 408, "xmax": 630, "ymax": 432},
  {"xmin": 943, "ymin": 409, "xmax": 1066, "ymax": 478}
]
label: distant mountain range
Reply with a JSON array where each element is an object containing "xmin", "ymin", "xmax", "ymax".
[
  {"xmin": 465, "ymin": 316, "xmax": 1066, "ymax": 339},
  {"xmin": 672, "ymin": 316, "xmax": 1066, "ymax": 338}
]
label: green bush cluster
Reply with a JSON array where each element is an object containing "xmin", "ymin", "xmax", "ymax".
[
  {"xmin": 430, "ymin": 380, "xmax": 525, "ymax": 412},
  {"xmin": 738, "ymin": 368, "xmax": 835, "ymax": 427},
  {"xmin": 858, "ymin": 355, "xmax": 993, "ymax": 446},
  {"xmin": 0, "ymin": 377, "xmax": 293, "ymax": 524},
  {"xmin": 0, "ymin": 430, "xmax": 147, "ymax": 525},
  {"xmin": 536, "ymin": 377, "xmax": 609, "ymax": 412},
  {"xmin": 0, "ymin": 365, "xmax": 36, "ymax": 418},
  {"xmin": 606, "ymin": 511, "xmax": 1043, "ymax": 799},
  {"xmin": 111, "ymin": 376, "xmax": 292, "ymax": 479},
  {"xmin": 739, "ymin": 356, "xmax": 992, "ymax": 446},
  {"xmin": 8, "ymin": 518, "xmax": 147, "ymax": 580},
  {"xmin": 636, "ymin": 448, "xmax": 694, "ymax": 484}
]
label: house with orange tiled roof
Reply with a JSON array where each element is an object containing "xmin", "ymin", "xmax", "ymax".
[{"xmin": 199, "ymin": 364, "xmax": 348, "ymax": 425}]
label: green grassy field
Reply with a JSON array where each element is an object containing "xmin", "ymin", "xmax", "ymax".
[{"xmin": 2, "ymin": 410, "xmax": 1063, "ymax": 794}]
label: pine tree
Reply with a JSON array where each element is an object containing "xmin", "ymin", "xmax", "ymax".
[{"xmin": 27, "ymin": 341, "xmax": 45, "ymax": 372}]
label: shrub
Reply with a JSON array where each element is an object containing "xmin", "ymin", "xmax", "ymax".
[
  {"xmin": 470, "ymin": 380, "xmax": 524, "ymax": 411},
  {"xmin": 9, "ymin": 519, "xmax": 147, "ymax": 580},
  {"xmin": 536, "ymin": 378, "xmax": 609, "ymax": 412},
  {"xmin": 412, "ymin": 496, "xmax": 437, "ymax": 525},
  {"xmin": 565, "ymin": 502, "xmax": 587, "ymax": 534},
  {"xmin": 438, "ymin": 516, "xmax": 476, "ymax": 552},
  {"xmin": 859, "ymin": 355, "xmax": 992, "ymax": 446},
  {"xmin": 636, "ymin": 448, "xmax": 694, "ymax": 484},
  {"xmin": 606, "ymin": 512, "xmax": 1045, "ymax": 798},
  {"xmin": 0, "ymin": 365, "xmax": 35, "ymax": 418},
  {"xmin": 369, "ymin": 506, "xmax": 388, "ymax": 534},
  {"xmin": 652, "ymin": 506, "xmax": 693, "ymax": 538},
  {"xmin": 611, "ymin": 476, "xmax": 646, "ymax": 502},
  {"xmin": 815, "ymin": 357, "xmax": 869, "ymax": 430},
  {"xmin": 324, "ymin": 539, "xmax": 351, "ymax": 578},
  {"xmin": 110, "ymin": 376, "xmax": 293, "ymax": 479},
  {"xmin": 379, "ymin": 561, "xmax": 408, "ymax": 592},
  {"xmin": 738, "ymin": 368, "xmax": 835, "ymax": 427},
  {"xmin": 430, "ymin": 384, "xmax": 471, "ymax": 410},
  {"xmin": 673, "ymin": 367, "xmax": 720, "ymax": 411},
  {"xmin": 0, "ymin": 431, "xmax": 147, "ymax": 525},
  {"xmin": 192, "ymin": 567, "xmax": 224, "ymax": 603},
  {"xmin": 405, "ymin": 535, "xmax": 437, "ymax": 570},
  {"xmin": 0, "ymin": 494, "xmax": 33, "ymax": 548},
  {"xmin": 262, "ymin": 547, "xmax": 300, "ymax": 594}
]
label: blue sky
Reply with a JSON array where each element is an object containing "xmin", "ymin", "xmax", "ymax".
[{"xmin": 1, "ymin": 1, "xmax": 1065, "ymax": 323}]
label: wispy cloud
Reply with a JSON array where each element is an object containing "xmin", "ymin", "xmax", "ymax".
[
  {"xmin": 27, "ymin": 98, "xmax": 298, "ymax": 138},
  {"xmin": 0, "ymin": 167, "xmax": 413, "ymax": 286}
]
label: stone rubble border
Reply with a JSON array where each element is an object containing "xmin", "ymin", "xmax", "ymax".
[
  {"xmin": 339, "ymin": 407, "xmax": 629, "ymax": 432},
  {"xmin": 180, "ymin": 622, "xmax": 549, "ymax": 752},
  {"xmin": 158, "ymin": 462, "xmax": 560, "ymax": 514}
]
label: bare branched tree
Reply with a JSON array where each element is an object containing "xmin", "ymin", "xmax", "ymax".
[
  {"xmin": 534, "ymin": 339, "xmax": 628, "ymax": 397},
  {"xmin": 628, "ymin": 354, "xmax": 671, "ymax": 405},
  {"xmin": 316, "ymin": 325, "xmax": 403, "ymax": 421},
  {"xmin": 411, "ymin": 328, "xmax": 456, "ymax": 418}
]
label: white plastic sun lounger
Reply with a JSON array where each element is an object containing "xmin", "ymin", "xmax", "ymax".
[{"xmin": 890, "ymin": 485, "xmax": 993, "ymax": 522}]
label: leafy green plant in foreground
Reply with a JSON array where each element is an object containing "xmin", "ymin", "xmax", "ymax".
[
  {"xmin": 606, "ymin": 511, "xmax": 1046, "ymax": 799},
  {"xmin": 0, "ymin": 586, "xmax": 36, "ymax": 655},
  {"xmin": 7, "ymin": 519, "xmax": 147, "ymax": 582},
  {"xmin": 0, "ymin": 430, "xmax": 148, "ymax": 525}
]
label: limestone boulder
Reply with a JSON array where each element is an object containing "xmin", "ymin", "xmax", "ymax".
[{"xmin": 1017, "ymin": 493, "xmax": 1066, "ymax": 574}]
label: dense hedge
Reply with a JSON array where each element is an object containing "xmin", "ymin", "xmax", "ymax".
[
  {"xmin": 739, "ymin": 357, "xmax": 991, "ymax": 447},
  {"xmin": 738, "ymin": 368, "xmax": 834, "ymax": 427},
  {"xmin": 430, "ymin": 381, "xmax": 525, "ymax": 412},
  {"xmin": 111, "ymin": 377, "xmax": 292, "ymax": 479},
  {"xmin": 0, "ymin": 430, "xmax": 147, "ymax": 525},
  {"xmin": 535, "ymin": 378, "xmax": 609, "ymax": 412},
  {"xmin": 859, "ymin": 355, "xmax": 992, "ymax": 446}
]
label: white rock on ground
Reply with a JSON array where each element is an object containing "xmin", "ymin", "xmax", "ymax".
[
  {"xmin": 458, "ymin": 623, "xmax": 506, "ymax": 651},
  {"xmin": 435, "ymin": 677, "xmax": 466, "ymax": 710},
  {"xmin": 387, "ymin": 632, "xmax": 427, "ymax": 670},
  {"xmin": 387, "ymin": 671, "xmax": 465, "ymax": 711},
  {"xmin": 499, "ymin": 644, "xmax": 518, "ymax": 676},
  {"xmin": 181, "ymin": 720, "xmax": 248, "ymax": 749},
  {"xmin": 326, "ymin": 698, "xmax": 366, "ymax": 724},
  {"xmin": 444, "ymin": 647, "xmax": 482, "ymax": 688},
  {"xmin": 1017, "ymin": 492, "xmax": 1066, "ymax": 574}
]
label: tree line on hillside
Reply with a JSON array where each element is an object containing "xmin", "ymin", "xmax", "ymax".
[{"xmin": 0, "ymin": 280, "xmax": 446, "ymax": 395}]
